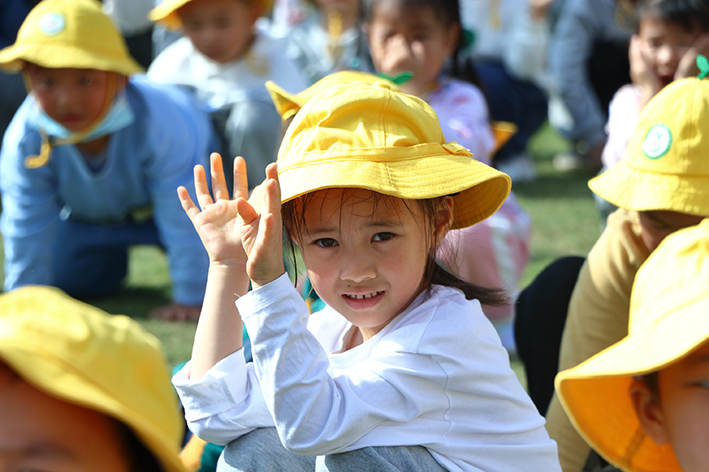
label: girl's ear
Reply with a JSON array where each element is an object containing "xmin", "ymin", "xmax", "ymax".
[
  {"xmin": 629, "ymin": 377, "xmax": 671, "ymax": 445},
  {"xmin": 434, "ymin": 197, "xmax": 454, "ymax": 246}
]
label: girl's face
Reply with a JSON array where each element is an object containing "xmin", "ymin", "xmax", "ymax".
[
  {"xmin": 638, "ymin": 15, "xmax": 702, "ymax": 87},
  {"xmin": 179, "ymin": 0, "xmax": 259, "ymax": 64},
  {"xmin": 27, "ymin": 65, "xmax": 124, "ymax": 133},
  {"xmin": 637, "ymin": 210, "xmax": 704, "ymax": 252},
  {"xmin": 366, "ymin": 1, "xmax": 459, "ymax": 96},
  {"xmin": 295, "ymin": 189, "xmax": 446, "ymax": 342}
]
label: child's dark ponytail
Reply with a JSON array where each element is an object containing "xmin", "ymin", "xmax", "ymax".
[{"xmin": 428, "ymin": 260, "xmax": 510, "ymax": 306}]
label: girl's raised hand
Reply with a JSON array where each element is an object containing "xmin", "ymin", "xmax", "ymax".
[
  {"xmin": 177, "ymin": 153, "xmax": 249, "ymax": 267},
  {"xmin": 235, "ymin": 162, "xmax": 285, "ymax": 288}
]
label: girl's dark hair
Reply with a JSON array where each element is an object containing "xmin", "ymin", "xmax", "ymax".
[
  {"xmin": 635, "ymin": 0, "xmax": 709, "ymax": 33},
  {"xmin": 640, "ymin": 371, "xmax": 660, "ymax": 402},
  {"xmin": 361, "ymin": 0, "xmax": 487, "ymax": 93},
  {"xmin": 282, "ymin": 190, "xmax": 509, "ymax": 307},
  {"xmin": 115, "ymin": 421, "xmax": 164, "ymax": 472}
]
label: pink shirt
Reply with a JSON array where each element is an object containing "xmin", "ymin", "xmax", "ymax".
[{"xmin": 601, "ymin": 84, "xmax": 642, "ymax": 170}]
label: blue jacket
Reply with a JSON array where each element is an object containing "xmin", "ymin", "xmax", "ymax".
[{"xmin": 0, "ymin": 77, "xmax": 216, "ymax": 305}]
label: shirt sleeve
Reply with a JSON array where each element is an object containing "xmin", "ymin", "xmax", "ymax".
[
  {"xmin": 546, "ymin": 209, "xmax": 650, "ymax": 472},
  {"xmin": 140, "ymin": 82, "xmax": 213, "ymax": 305},
  {"xmin": 0, "ymin": 99, "xmax": 60, "ymax": 291},
  {"xmin": 172, "ymin": 351, "xmax": 275, "ymax": 445}
]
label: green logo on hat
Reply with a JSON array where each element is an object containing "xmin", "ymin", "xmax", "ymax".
[
  {"xmin": 642, "ymin": 124, "xmax": 672, "ymax": 159},
  {"xmin": 39, "ymin": 13, "xmax": 65, "ymax": 36}
]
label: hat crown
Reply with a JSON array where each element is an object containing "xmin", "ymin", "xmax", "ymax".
[
  {"xmin": 629, "ymin": 218, "xmax": 709, "ymax": 334},
  {"xmin": 624, "ymin": 79, "xmax": 709, "ymax": 175},
  {"xmin": 279, "ymin": 82, "xmax": 446, "ymax": 162}
]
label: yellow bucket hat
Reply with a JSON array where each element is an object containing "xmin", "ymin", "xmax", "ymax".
[
  {"xmin": 0, "ymin": 0, "xmax": 142, "ymax": 75},
  {"xmin": 0, "ymin": 286, "xmax": 187, "ymax": 472},
  {"xmin": 589, "ymin": 78, "xmax": 709, "ymax": 217},
  {"xmin": 150, "ymin": 0, "xmax": 275, "ymax": 30},
  {"xmin": 556, "ymin": 218, "xmax": 709, "ymax": 472},
  {"xmin": 276, "ymin": 81, "xmax": 511, "ymax": 230}
]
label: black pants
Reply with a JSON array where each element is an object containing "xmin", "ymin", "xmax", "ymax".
[{"xmin": 514, "ymin": 256, "xmax": 585, "ymax": 415}]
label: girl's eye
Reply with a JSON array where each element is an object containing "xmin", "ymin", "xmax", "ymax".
[
  {"xmin": 315, "ymin": 238, "xmax": 338, "ymax": 248},
  {"xmin": 373, "ymin": 232, "xmax": 395, "ymax": 242},
  {"xmin": 79, "ymin": 77, "xmax": 94, "ymax": 86}
]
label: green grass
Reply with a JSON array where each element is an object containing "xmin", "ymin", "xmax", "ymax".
[{"xmin": 0, "ymin": 123, "xmax": 602, "ymax": 375}]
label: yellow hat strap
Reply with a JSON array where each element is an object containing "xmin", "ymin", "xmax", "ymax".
[{"xmin": 24, "ymin": 73, "xmax": 118, "ymax": 169}]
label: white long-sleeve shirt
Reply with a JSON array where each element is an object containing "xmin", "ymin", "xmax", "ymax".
[{"xmin": 173, "ymin": 274, "xmax": 561, "ymax": 472}]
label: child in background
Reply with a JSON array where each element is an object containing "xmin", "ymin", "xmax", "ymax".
[
  {"xmin": 0, "ymin": 286, "xmax": 187, "ymax": 472},
  {"xmin": 173, "ymin": 82, "xmax": 561, "ymax": 471},
  {"xmin": 148, "ymin": 0, "xmax": 306, "ymax": 191},
  {"xmin": 597, "ymin": 0, "xmax": 709, "ymax": 223},
  {"xmin": 556, "ymin": 218, "xmax": 709, "ymax": 472},
  {"xmin": 0, "ymin": 0, "xmax": 214, "ymax": 322},
  {"xmin": 278, "ymin": 0, "xmax": 375, "ymax": 86},
  {"xmin": 362, "ymin": 0, "xmax": 531, "ymax": 353},
  {"xmin": 544, "ymin": 76, "xmax": 709, "ymax": 472}
]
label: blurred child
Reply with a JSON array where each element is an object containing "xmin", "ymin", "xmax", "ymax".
[
  {"xmin": 0, "ymin": 0, "xmax": 214, "ymax": 321},
  {"xmin": 362, "ymin": 0, "xmax": 531, "ymax": 353},
  {"xmin": 173, "ymin": 82, "xmax": 561, "ymax": 470},
  {"xmin": 598, "ymin": 0, "xmax": 709, "ymax": 222},
  {"xmin": 556, "ymin": 218, "xmax": 709, "ymax": 472},
  {"xmin": 545, "ymin": 76, "xmax": 709, "ymax": 471},
  {"xmin": 0, "ymin": 285, "xmax": 187, "ymax": 472},
  {"xmin": 279, "ymin": 0, "xmax": 375, "ymax": 86},
  {"xmin": 148, "ymin": 0, "xmax": 306, "ymax": 191}
]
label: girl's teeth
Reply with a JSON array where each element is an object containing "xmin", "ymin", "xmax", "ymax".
[{"xmin": 348, "ymin": 291, "xmax": 381, "ymax": 299}]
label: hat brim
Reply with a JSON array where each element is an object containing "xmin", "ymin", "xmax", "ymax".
[
  {"xmin": 265, "ymin": 80, "xmax": 302, "ymax": 120},
  {"xmin": 0, "ymin": 43, "xmax": 143, "ymax": 75},
  {"xmin": 556, "ymin": 295, "xmax": 709, "ymax": 472},
  {"xmin": 149, "ymin": 0, "xmax": 192, "ymax": 30},
  {"xmin": 278, "ymin": 144, "xmax": 511, "ymax": 230},
  {"xmin": 589, "ymin": 158, "xmax": 709, "ymax": 217},
  {"xmin": 0, "ymin": 341, "xmax": 187, "ymax": 472}
]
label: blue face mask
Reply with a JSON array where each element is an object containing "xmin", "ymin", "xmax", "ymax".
[{"xmin": 30, "ymin": 91, "xmax": 135, "ymax": 143}]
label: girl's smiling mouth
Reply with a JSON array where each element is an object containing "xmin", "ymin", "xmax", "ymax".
[{"xmin": 342, "ymin": 291, "xmax": 385, "ymax": 309}]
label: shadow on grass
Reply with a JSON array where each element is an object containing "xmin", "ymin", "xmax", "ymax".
[{"xmin": 74, "ymin": 286, "xmax": 171, "ymax": 319}]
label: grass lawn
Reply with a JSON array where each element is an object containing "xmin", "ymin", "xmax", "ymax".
[{"xmin": 0, "ymin": 123, "xmax": 602, "ymax": 376}]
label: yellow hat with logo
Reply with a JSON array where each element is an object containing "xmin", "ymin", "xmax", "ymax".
[
  {"xmin": 0, "ymin": 0, "xmax": 142, "ymax": 75},
  {"xmin": 276, "ymin": 81, "xmax": 511, "ymax": 230},
  {"xmin": 556, "ymin": 218, "xmax": 709, "ymax": 472},
  {"xmin": 589, "ymin": 78, "xmax": 709, "ymax": 217},
  {"xmin": 0, "ymin": 286, "xmax": 187, "ymax": 472},
  {"xmin": 150, "ymin": 0, "xmax": 274, "ymax": 30}
]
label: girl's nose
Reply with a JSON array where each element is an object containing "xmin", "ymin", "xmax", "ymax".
[
  {"xmin": 339, "ymin": 250, "xmax": 377, "ymax": 283},
  {"xmin": 384, "ymin": 35, "xmax": 413, "ymax": 69},
  {"xmin": 657, "ymin": 44, "xmax": 680, "ymax": 67}
]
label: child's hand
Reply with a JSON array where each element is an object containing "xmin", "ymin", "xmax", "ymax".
[
  {"xmin": 676, "ymin": 33, "xmax": 709, "ymax": 80},
  {"xmin": 235, "ymin": 163, "xmax": 285, "ymax": 288},
  {"xmin": 178, "ymin": 153, "xmax": 249, "ymax": 267}
]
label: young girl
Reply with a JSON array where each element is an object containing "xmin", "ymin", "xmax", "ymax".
[
  {"xmin": 172, "ymin": 82, "xmax": 561, "ymax": 471},
  {"xmin": 363, "ymin": 0, "xmax": 531, "ymax": 352}
]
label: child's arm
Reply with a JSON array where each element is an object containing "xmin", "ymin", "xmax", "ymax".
[{"xmin": 177, "ymin": 153, "xmax": 254, "ymax": 380}]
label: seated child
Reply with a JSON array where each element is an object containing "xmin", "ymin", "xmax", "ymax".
[
  {"xmin": 172, "ymin": 80, "xmax": 561, "ymax": 470},
  {"xmin": 0, "ymin": 0, "xmax": 214, "ymax": 322},
  {"xmin": 544, "ymin": 76, "xmax": 709, "ymax": 471},
  {"xmin": 362, "ymin": 0, "xmax": 531, "ymax": 353},
  {"xmin": 556, "ymin": 218, "xmax": 709, "ymax": 472},
  {"xmin": 148, "ymin": 0, "xmax": 306, "ymax": 191},
  {"xmin": 598, "ymin": 0, "xmax": 709, "ymax": 222},
  {"xmin": 278, "ymin": 0, "xmax": 375, "ymax": 86},
  {"xmin": 0, "ymin": 285, "xmax": 186, "ymax": 472}
]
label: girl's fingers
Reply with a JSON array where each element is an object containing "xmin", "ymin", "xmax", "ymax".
[
  {"xmin": 235, "ymin": 197, "xmax": 259, "ymax": 225},
  {"xmin": 177, "ymin": 186, "xmax": 201, "ymax": 221},
  {"xmin": 233, "ymin": 156, "xmax": 249, "ymax": 201},
  {"xmin": 210, "ymin": 153, "xmax": 229, "ymax": 202},
  {"xmin": 194, "ymin": 165, "xmax": 214, "ymax": 210}
]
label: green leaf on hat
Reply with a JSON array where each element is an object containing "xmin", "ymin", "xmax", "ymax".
[
  {"xmin": 377, "ymin": 72, "xmax": 413, "ymax": 85},
  {"xmin": 697, "ymin": 55, "xmax": 709, "ymax": 80}
]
